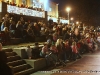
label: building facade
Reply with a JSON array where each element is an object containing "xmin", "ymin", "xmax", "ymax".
[
  {"xmin": 0, "ymin": 0, "xmax": 58, "ymax": 23},
  {"xmin": 48, "ymin": 1, "xmax": 58, "ymax": 23}
]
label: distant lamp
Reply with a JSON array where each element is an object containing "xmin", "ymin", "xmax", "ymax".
[
  {"xmin": 76, "ymin": 21, "xmax": 79, "ymax": 24},
  {"xmin": 71, "ymin": 17, "xmax": 73, "ymax": 20},
  {"xmin": 71, "ymin": 18, "xmax": 74, "ymax": 25}
]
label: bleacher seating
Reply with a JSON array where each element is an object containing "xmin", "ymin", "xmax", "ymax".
[
  {"xmin": 35, "ymin": 36, "xmax": 46, "ymax": 42},
  {"xmin": 10, "ymin": 38, "xmax": 22, "ymax": 45}
]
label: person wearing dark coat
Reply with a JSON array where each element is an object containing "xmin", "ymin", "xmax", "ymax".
[
  {"xmin": 73, "ymin": 28, "xmax": 81, "ymax": 42},
  {"xmin": 0, "ymin": 43, "xmax": 13, "ymax": 75},
  {"xmin": 32, "ymin": 42, "xmax": 41, "ymax": 59},
  {"xmin": 63, "ymin": 31, "xmax": 70, "ymax": 41}
]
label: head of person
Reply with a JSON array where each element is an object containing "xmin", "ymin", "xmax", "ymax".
[
  {"xmin": 27, "ymin": 45, "xmax": 30, "ymax": 48},
  {"xmin": 72, "ymin": 41, "xmax": 76, "ymax": 46},
  {"xmin": 34, "ymin": 42, "xmax": 39, "ymax": 46}
]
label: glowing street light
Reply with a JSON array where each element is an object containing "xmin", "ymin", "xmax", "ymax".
[
  {"xmin": 76, "ymin": 21, "xmax": 79, "ymax": 24},
  {"xmin": 71, "ymin": 17, "xmax": 73, "ymax": 20},
  {"xmin": 71, "ymin": 17, "xmax": 74, "ymax": 25},
  {"xmin": 66, "ymin": 7, "xmax": 71, "ymax": 24}
]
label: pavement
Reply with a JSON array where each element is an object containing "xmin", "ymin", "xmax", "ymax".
[
  {"xmin": 3, "ymin": 43, "xmax": 100, "ymax": 75},
  {"xmin": 31, "ymin": 50, "xmax": 100, "ymax": 75}
]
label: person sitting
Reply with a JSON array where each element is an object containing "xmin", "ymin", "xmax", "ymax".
[
  {"xmin": 26, "ymin": 45, "xmax": 32, "ymax": 59},
  {"xmin": 16, "ymin": 21, "xmax": 23, "ymax": 38},
  {"xmin": 40, "ymin": 42, "xmax": 58, "ymax": 67},
  {"xmin": 9, "ymin": 20, "xmax": 16, "ymax": 38},
  {"xmin": 40, "ymin": 42, "xmax": 49, "ymax": 57},
  {"xmin": 3, "ymin": 27, "xmax": 11, "ymax": 45},
  {"xmin": 1, "ymin": 21, "xmax": 6, "ymax": 31},
  {"xmin": 26, "ymin": 25, "xmax": 35, "ymax": 42},
  {"xmin": 50, "ymin": 42, "xmax": 58, "ymax": 55},
  {"xmin": 32, "ymin": 42, "xmax": 41, "ymax": 59}
]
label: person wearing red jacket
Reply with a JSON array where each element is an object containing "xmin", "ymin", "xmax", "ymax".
[{"xmin": 71, "ymin": 42, "xmax": 81, "ymax": 61}]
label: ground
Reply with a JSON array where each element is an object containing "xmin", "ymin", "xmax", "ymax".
[
  {"xmin": 32, "ymin": 50, "xmax": 100, "ymax": 75},
  {"xmin": 3, "ymin": 43, "xmax": 100, "ymax": 75}
]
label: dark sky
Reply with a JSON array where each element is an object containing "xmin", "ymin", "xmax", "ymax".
[
  {"xmin": 51, "ymin": 0, "xmax": 68, "ymax": 10},
  {"xmin": 51, "ymin": 0, "xmax": 100, "ymax": 26},
  {"xmin": 50, "ymin": 0, "xmax": 80, "ymax": 18},
  {"xmin": 51, "ymin": 0, "xmax": 70, "ymax": 18}
]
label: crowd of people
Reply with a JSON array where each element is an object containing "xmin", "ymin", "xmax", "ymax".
[
  {"xmin": 1, "ymin": 13, "xmax": 100, "ymax": 67},
  {"xmin": 0, "ymin": 13, "xmax": 48, "ymax": 44},
  {"xmin": 38, "ymin": 26, "xmax": 100, "ymax": 66},
  {"xmin": 23, "ymin": 17, "xmax": 100, "ymax": 67}
]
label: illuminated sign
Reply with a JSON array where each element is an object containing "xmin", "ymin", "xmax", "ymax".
[{"xmin": 7, "ymin": 5, "xmax": 45, "ymax": 18}]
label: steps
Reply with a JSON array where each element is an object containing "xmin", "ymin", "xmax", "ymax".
[
  {"xmin": 14, "ymin": 68, "xmax": 34, "ymax": 75},
  {"xmin": 4, "ymin": 49, "xmax": 34, "ymax": 75},
  {"xmin": 6, "ymin": 52, "xmax": 17, "ymax": 57},
  {"xmin": 13, "ymin": 64, "xmax": 29, "ymax": 73},
  {"xmin": 7, "ymin": 55, "xmax": 21, "ymax": 62},
  {"xmin": 12, "ymin": 46, "xmax": 47, "ymax": 71},
  {"xmin": 7, "ymin": 60, "xmax": 26, "ymax": 67}
]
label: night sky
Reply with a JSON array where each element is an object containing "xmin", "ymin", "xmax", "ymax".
[
  {"xmin": 51, "ymin": 0, "xmax": 100, "ymax": 26},
  {"xmin": 51, "ymin": 0, "xmax": 68, "ymax": 10}
]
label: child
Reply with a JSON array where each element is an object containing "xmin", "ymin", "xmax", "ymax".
[
  {"xmin": 71, "ymin": 41, "xmax": 81, "ymax": 61},
  {"xmin": 26, "ymin": 45, "xmax": 32, "ymax": 59},
  {"xmin": 40, "ymin": 42, "xmax": 49, "ymax": 57},
  {"xmin": 50, "ymin": 43, "xmax": 58, "ymax": 54}
]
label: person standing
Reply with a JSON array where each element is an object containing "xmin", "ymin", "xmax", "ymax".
[
  {"xmin": 26, "ymin": 45, "xmax": 32, "ymax": 59},
  {"xmin": 71, "ymin": 42, "xmax": 81, "ymax": 61}
]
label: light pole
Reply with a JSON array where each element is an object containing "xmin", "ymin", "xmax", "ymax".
[{"xmin": 66, "ymin": 7, "xmax": 71, "ymax": 24}]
